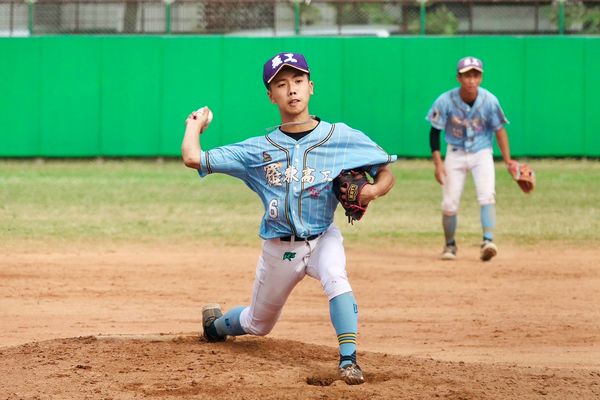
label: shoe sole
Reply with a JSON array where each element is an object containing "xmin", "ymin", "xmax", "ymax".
[
  {"xmin": 202, "ymin": 303, "xmax": 222, "ymax": 315},
  {"xmin": 202, "ymin": 303, "xmax": 225, "ymax": 342},
  {"xmin": 202, "ymin": 304, "xmax": 223, "ymax": 325},
  {"xmin": 441, "ymin": 252, "xmax": 456, "ymax": 260},
  {"xmin": 480, "ymin": 244, "xmax": 498, "ymax": 262}
]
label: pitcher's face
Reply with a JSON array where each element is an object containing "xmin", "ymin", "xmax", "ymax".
[{"xmin": 268, "ymin": 68, "xmax": 314, "ymax": 117}]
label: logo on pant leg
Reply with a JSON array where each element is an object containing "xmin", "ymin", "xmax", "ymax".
[{"xmin": 283, "ymin": 251, "xmax": 296, "ymax": 261}]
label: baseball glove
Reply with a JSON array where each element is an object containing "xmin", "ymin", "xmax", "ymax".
[
  {"xmin": 333, "ymin": 169, "xmax": 371, "ymax": 224},
  {"xmin": 513, "ymin": 162, "xmax": 536, "ymax": 193}
]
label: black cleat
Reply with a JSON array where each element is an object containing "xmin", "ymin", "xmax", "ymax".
[{"xmin": 202, "ymin": 303, "xmax": 227, "ymax": 342}]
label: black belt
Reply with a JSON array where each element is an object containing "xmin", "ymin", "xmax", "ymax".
[{"xmin": 279, "ymin": 233, "xmax": 322, "ymax": 242}]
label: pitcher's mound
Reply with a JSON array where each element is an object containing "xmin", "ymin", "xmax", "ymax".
[{"xmin": 1, "ymin": 334, "xmax": 597, "ymax": 399}]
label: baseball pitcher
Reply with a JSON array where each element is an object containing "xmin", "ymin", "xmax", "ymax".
[
  {"xmin": 426, "ymin": 56, "xmax": 519, "ymax": 262},
  {"xmin": 182, "ymin": 52, "xmax": 396, "ymax": 384}
]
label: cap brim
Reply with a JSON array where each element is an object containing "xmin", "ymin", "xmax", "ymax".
[
  {"xmin": 266, "ymin": 63, "xmax": 310, "ymax": 85},
  {"xmin": 458, "ymin": 66, "xmax": 483, "ymax": 74}
]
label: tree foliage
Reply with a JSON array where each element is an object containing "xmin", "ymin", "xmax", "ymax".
[{"xmin": 408, "ymin": 5, "xmax": 458, "ymax": 35}]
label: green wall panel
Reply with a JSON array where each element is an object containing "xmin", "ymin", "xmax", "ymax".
[
  {"xmin": 100, "ymin": 37, "xmax": 163, "ymax": 156},
  {"xmin": 39, "ymin": 37, "xmax": 102, "ymax": 156},
  {"xmin": 161, "ymin": 36, "xmax": 224, "ymax": 156},
  {"xmin": 524, "ymin": 38, "xmax": 585, "ymax": 156},
  {"xmin": 402, "ymin": 37, "xmax": 464, "ymax": 157},
  {"xmin": 340, "ymin": 37, "xmax": 404, "ymax": 155},
  {"xmin": 0, "ymin": 39, "xmax": 42, "ymax": 156},
  {"xmin": 584, "ymin": 40, "xmax": 600, "ymax": 157},
  {"xmin": 1, "ymin": 36, "xmax": 599, "ymax": 158}
]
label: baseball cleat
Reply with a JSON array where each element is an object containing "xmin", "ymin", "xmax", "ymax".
[
  {"xmin": 339, "ymin": 362, "xmax": 365, "ymax": 385},
  {"xmin": 441, "ymin": 244, "xmax": 457, "ymax": 260},
  {"xmin": 480, "ymin": 240, "xmax": 498, "ymax": 262},
  {"xmin": 202, "ymin": 303, "xmax": 227, "ymax": 342}
]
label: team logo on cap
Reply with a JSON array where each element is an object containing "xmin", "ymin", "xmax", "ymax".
[
  {"xmin": 271, "ymin": 53, "xmax": 298, "ymax": 69},
  {"xmin": 458, "ymin": 56, "xmax": 483, "ymax": 73},
  {"xmin": 464, "ymin": 57, "xmax": 481, "ymax": 68}
]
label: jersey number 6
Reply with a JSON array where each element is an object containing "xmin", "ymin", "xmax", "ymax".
[{"xmin": 269, "ymin": 199, "xmax": 278, "ymax": 219}]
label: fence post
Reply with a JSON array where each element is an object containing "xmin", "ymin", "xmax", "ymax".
[
  {"xmin": 164, "ymin": 0, "xmax": 174, "ymax": 34},
  {"xmin": 558, "ymin": 0, "xmax": 566, "ymax": 35},
  {"xmin": 26, "ymin": 0, "xmax": 36, "ymax": 35},
  {"xmin": 293, "ymin": 1, "xmax": 300, "ymax": 35},
  {"xmin": 419, "ymin": 0, "xmax": 427, "ymax": 35}
]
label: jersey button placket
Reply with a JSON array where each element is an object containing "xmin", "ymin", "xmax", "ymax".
[
  {"xmin": 294, "ymin": 155, "xmax": 300, "ymax": 197},
  {"xmin": 295, "ymin": 145, "xmax": 305, "ymax": 232},
  {"xmin": 290, "ymin": 146, "xmax": 301, "ymax": 229},
  {"xmin": 292, "ymin": 147, "xmax": 299, "ymax": 199}
]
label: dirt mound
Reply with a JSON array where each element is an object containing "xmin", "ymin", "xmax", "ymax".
[
  {"xmin": 1, "ymin": 334, "xmax": 598, "ymax": 400},
  {"xmin": 2, "ymin": 243, "xmax": 600, "ymax": 398}
]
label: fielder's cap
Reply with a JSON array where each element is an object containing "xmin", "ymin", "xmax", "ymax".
[
  {"xmin": 457, "ymin": 56, "xmax": 484, "ymax": 74},
  {"xmin": 263, "ymin": 52, "xmax": 310, "ymax": 87}
]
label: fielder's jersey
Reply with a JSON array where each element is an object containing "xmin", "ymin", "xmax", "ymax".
[
  {"xmin": 426, "ymin": 87, "xmax": 509, "ymax": 153},
  {"xmin": 198, "ymin": 120, "xmax": 396, "ymax": 239}
]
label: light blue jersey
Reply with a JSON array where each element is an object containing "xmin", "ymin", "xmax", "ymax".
[
  {"xmin": 426, "ymin": 87, "xmax": 508, "ymax": 153},
  {"xmin": 198, "ymin": 120, "xmax": 396, "ymax": 239}
]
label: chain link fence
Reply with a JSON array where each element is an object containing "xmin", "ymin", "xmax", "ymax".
[{"xmin": 2, "ymin": 0, "xmax": 600, "ymax": 36}]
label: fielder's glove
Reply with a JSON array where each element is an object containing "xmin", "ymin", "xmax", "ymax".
[
  {"xmin": 512, "ymin": 162, "xmax": 536, "ymax": 193},
  {"xmin": 333, "ymin": 169, "xmax": 371, "ymax": 224}
]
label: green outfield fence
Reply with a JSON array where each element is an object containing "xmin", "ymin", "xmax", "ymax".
[{"xmin": 1, "ymin": 36, "xmax": 599, "ymax": 158}]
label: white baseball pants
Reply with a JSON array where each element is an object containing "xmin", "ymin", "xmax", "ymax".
[
  {"xmin": 239, "ymin": 224, "xmax": 351, "ymax": 336},
  {"xmin": 442, "ymin": 146, "xmax": 496, "ymax": 215}
]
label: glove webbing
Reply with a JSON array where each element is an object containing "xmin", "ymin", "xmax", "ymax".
[{"xmin": 345, "ymin": 204, "xmax": 367, "ymax": 224}]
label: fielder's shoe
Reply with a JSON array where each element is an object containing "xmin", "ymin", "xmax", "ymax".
[
  {"xmin": 339, "ymin": 362, "xmax": 365, "ymax": 385},
  {"xmin": 480, "ymin": 240, "xmax": 498, "ymax": 262},
  {"xmin": 441, "ymin": 243, "xmax": 457, "ymax": 260},
  {"xmin": 202, "ymin": 303, "xmax": 227, "ymax": 342}
]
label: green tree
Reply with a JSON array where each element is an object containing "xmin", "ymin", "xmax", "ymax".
[
  {"xmin": 289, "ymin": 1, "xmax": 322, "ymax": 26},
  {"xmin": 408, "ymin": 5, "xmax": 458, "ymax": 35},
  {"xmin": 545, "ymin": 1, "xmax": 600, "ymax": 33},
  {"xmin": 340, "ymin": 3, "xmax": 397, "ymax": 25}
]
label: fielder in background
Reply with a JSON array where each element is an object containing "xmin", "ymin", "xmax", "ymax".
[
  {"xmin": 181, "ymin": 52, "xmax": 396, "ymax": 384},
  {"xmin": 426, "ymin": 56, "xmax": 519, "ymax": 262}
]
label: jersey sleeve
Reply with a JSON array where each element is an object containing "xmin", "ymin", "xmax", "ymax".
[
  {"xmin": 487, "ymin": 94, "xmax": 509, "ymax": 132},
  {"xmin": 426, "ymin": 94, "xmax": 448, "ymax": 130},
  {"xmin": 337, "ymin": 124, "xmax": 397, "ymax": 175},
  {"xmin": 198, "ymin": 141, "xmax": 249, "ymax": 179}
]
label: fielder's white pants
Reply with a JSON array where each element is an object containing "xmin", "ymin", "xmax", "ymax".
[
  {"xmin": 239, "ymin": 224, "xmax": 351, "ymax": 336},
  {"xmin": 442, "ymin": 146, "xmax": 496, "ymax": 215}
]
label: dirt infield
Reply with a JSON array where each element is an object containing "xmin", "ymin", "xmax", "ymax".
[{"xmin": 1, "ymin": 242, "xmax": 599, "ymax": 399}]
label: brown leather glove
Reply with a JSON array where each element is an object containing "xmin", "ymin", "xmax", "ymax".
[
  {"xmin": 514, "ymin": 162, "xmax": 536, "ymax": 193},
  {"xmin": 332, "ymin": 169, "xmax": 371, "ymax": 224}
]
